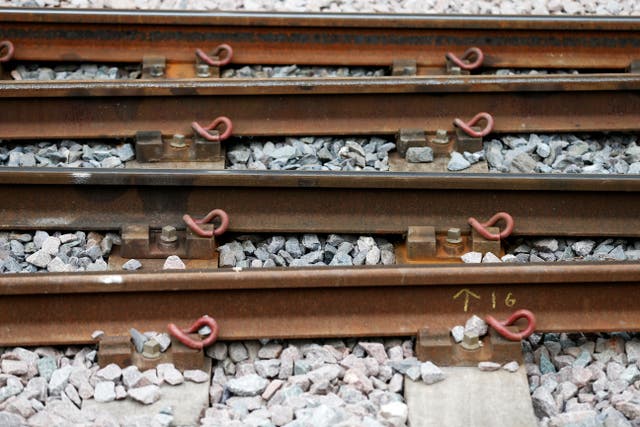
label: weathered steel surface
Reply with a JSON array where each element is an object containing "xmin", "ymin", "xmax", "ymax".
[
  {"xmin": 0, "ymin": 171, "xmax": 638, "ymax": 237},
  {"xmin": 0, "ymin": 263, "xmax": 638, "ymax": 346},
  {"xmin": 2, "ymin": 77, "xmax": 640, "ymax": 138},
  {"xmin": 0, "ymin": 9, "xmax": 639, "ymax": 70}
]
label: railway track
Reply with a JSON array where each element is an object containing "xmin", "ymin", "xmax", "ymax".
[
  {"xmin": 0, "ymin": 10, "xmax": 639, "ymax": 346},
  {"xmin": 1, "ymin": 9, "xmax": 640, "ymax": 427}
]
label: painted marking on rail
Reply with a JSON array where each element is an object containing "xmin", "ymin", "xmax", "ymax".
[
  {"xmin": 100, "ymin": 275, "xmax": 123, "ymax": 285},
  {"xmin": 453, "ymin": 289, "xmax": 517, "ymax": 312},
  {"xmin": 452, "ymin": 288, "xmax": 480, "ymax": 312},
  {"xmin": 71, "ymin": 172, "xmax": 92, "ymax": 184}
]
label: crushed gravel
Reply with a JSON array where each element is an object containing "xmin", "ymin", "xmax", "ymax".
[
  {"xmin": 526, "ymin": 332, "xmax": 640, "ymax": 427},
  {"xmin": 484, "ymin": 133, "xmax": 640, "ymax": 175},
  {"xmin": 0, "ymin": 141, "xmax": 135, "ymax": 168},
  {"xmin": 221, "ymin": 65, "xmax": 387, "ymax": 78},
  {"xmin": 11, "ymin": 64, "xmax": 141, "ymax": 81},
  {"xmin": 461, "ymin": 237, "xmax": 640, "ymax": 264},
  {"xmin": 0, "ymin": 230, "xmax": 118, "ymax": 273},
  {"xmin": 1, "ymin": 0, "xmax": 636, "ymax": 15},
  {"xmin": 226, "ymin": 137, "xmax": 396, "ymax": 172},
  {"xmin": 218, "ymin": 234, "xmax": 396, "ymax": 268}
]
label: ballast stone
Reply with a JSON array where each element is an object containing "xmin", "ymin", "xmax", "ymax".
[
  {"xmin": 447, "ymin": 151, "xmax": 471, "ymax": 171},
  {"xmin": 406, "ymin": 146, "xmax": 434, "ymax": 163}
]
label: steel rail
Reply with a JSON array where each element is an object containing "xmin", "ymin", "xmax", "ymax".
[
  {"xmin": 0, "ymin": 263, "xmax": 638, "ymax": 346},
  {"xmin": 0, "ymin": 170, "xmax": 639, "ymax": 237},
  {"xmin": 2, "ymin": 76, "xmax": 640, "ymax": 138},
  {"xmin": 0, "ymin": 9, "xmax": 639, "ymax": 72}
]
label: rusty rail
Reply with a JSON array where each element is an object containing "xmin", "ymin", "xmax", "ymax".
[
  {"xmin": 0, "ymin": 170, "xmax": 639, "ymax": 236},
  {"xmin": 2, "ymin": 76, "xmax": 640, "ymax": 138},
  {"xmin": 0, "ymin": 263, "xmax": 638, "ymax": 346},
  {"xmin": 1, "ymin": 9, "xmax": 639, "ymax": 74}
]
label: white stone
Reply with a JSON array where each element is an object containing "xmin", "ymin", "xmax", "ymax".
[
  {"xmin": 96, "ymin": 363, "xmax": 122, "ymax": 382},
  {"xmin": 162, "ymin": 255, "xmax": 185, "ymax": 270},
  {"xmin": 1, "ymin": 360, "xmax": 28, "ymax": 376},
  {"xmin": 478, "ymin": 361, "xmax": 501, "ymax": 371},
  {"xmin": 183, "ymin": 369, "xmax": 209, "ymax": 383},
  {"xmin": 420, "ymin": 361, "xmax": 445, "ymax": 385},
  {"xmin": 128, "ymin": 385, "xmax": 161, "ymax": 404},
  {"xmin": 460, "ymin": 251, "xmax": 482, "ymax": 263},
  {"xmin": 226, "ymin": 374, "xmax": 269, "ymax": 397},
  {"xmin": 94, "ymin": 381, "xmax": 116, "ymax": 403},
  {"xmin": 450, "ymin": 326, "xmax": 464, "ymax": 343},
  {"xmin": 358, "ymin": 342, "xmax": 388, "ymax": 364},
  {"xmin": 156, "ymin": 363, "xmax": 184, "ymax": 386},
  {"xmin": 465, "ymin": 314, "xmax": 488, "ymax": 337},
  {"xmin": 48, "ymin": 366, "xmax": 73, "ymax": 396},
  {"xmin": 481, "ymin": 252, "xmax": 502, "ymax": 263},
  {"xmin": 379, "ymin": 401, "xmax": 409, "ymax": 426},
  {"xmin": 502, "ymin": 361, "xmax": 520, "ymax": 373}
]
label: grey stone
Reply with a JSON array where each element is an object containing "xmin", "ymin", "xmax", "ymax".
[
  {"xmin": 25, "ymin": 250, "xmax": 51, "ymax": 268},
  {"xmin": 447, "ymin": 151, "xmax": 471, "ymax": 171},
  {"xmin": 307, "ymin": 365, "xmax": 342, "ymax": 384},
  {"xmin": 130, "ymin": 328, "xmax": 148, "ymax": 353},
  {"xmin": 532, "ymin": 386, "xmax": 558, "ymax": 418},
  {"xmin": 36, "ymin": 357, "xmax": 56, "ymax": 382},
  {"xmin": 406, "ymin": 146, "xmax": 434, "ymax": 163},
  {"xmin": 207, "ymin": 342, "xmax": 228, "ymax": 361},
  {"xmin": 510, "ymin": 152, "xmax": 537, "ymax": 173},
  {"xmin": 122, "ymin": 259, "xmax": 142, "ymax": 271},
  {"xmin": 255, "ymin": 359, "xmax": 280, "ymax": 378},
  {"xmin": 229, "ymin": 342, "xmax": 249, "ymax": 362}
]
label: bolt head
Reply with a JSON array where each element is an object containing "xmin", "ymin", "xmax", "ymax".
[
  {"xmin": 142, "ymin": 339, "xmax": 161, "ymax": 359},
  {"xmin": 446, "ymin": 228, "xmax": 462, "ymax": 244},
  {"xmin": 160, "ymin": 225, "xmax": 178, "ymax": 243}
]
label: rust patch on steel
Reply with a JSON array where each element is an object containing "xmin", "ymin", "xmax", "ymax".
[{"xmin": 0, "ymin": 264, "xmax": 638, "ymax": 346}]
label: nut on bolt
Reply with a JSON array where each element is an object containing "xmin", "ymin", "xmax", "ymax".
[
  {"xmin": 170, "ymin": 134, "xmax": 186, "ymax": 148},
  {"xmin": 460, "ymin": 331, "xmax": 482, "ymax": 351},
  {"xmin": 160, "ymin": 225, "xmax": 178, "ymax": 246},
  {"xmin": 432, "ymin": 129, "xmax": 449, "ymax": 145},
  {"xmin": 446, "ymin": 228, "xmax": 462, "ymax": 244},
  {"xmin": 196, "ymin": 63, "xmax": 211, "ymax": 78},
  {"xmin": 142, "ymin": 339, "xmax": 161, "ymax": 359},
  {"xmin": 150, "ymin": 64, "xmax": 164, "ymax": 78}
]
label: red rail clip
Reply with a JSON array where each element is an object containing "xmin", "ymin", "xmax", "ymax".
[
  {"xmin": 486, "ymin": 309, "xmax": 536, "ymax": 341},
  {"xmin": 183, "ymin": 208, "xmax": 229, "ymax": 238},
  {"xmin": 192, "ymin": 116, "xmax": 233, "ymax": 142},
  {"xmin": 468, "ymin": 212, "xmax": 514, "ymax": 241},
  {"xmin": 195, "ymin": 44, "xmax": 233, "ymax": 67},
  {"xmin": 0, "ymin": 40, "xmax": 14, "ymax": 63},
  {"xmin": 453, "ymin": 112, "xmax": 494, "ymax": 138},
  {"xmin": 168, "ymin": 315, "xmax": 219, "ymax": 350},
  {"xmin": 445, "ymin": 47, "xmax": 484, "ymax": 71}
]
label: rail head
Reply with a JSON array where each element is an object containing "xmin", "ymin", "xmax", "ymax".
[{"xmin": 1, "ymin": 8, "xmax": 640, "ymax": 30}]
